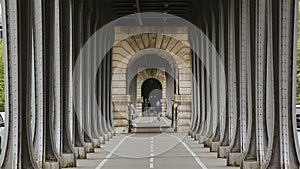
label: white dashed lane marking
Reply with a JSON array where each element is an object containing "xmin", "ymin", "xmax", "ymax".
[{"xmin": 150, "ymin": 137, "xmax": 154, "ymax": 168}]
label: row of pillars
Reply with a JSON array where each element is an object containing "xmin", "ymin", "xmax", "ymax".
[
  {"xmin": 2, "ymin": 0, "xmax": 115, "ymax": 168},
  {"xmin": 189, "ymin": 0, "xmax": 300, "ymax": 168}
]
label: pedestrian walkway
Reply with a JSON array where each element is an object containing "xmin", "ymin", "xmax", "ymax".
[
  {"xmin": 64, "ymin": 133, "xmax": 239, "ymax": 169},
  {"xmin": 132, "ymin": 117, "xmax": 171, "ymax": 127}
]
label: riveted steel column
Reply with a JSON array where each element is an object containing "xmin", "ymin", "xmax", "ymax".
[
  {"xmin": 195, "ymin": 31, "xmax": 204, "ymax": 139},
  {"xmin": 80, "ymin": 1, "xmax": 94, "ymax": 153},
  {"xmin": 214, "ymin": 0, "xmax": 226, "ymax": 156},
  {"xmin": 218, "ymin": 0, "xmax": 231, "ymax": 159},
  {"xmin": 227, "ymin": 0, "xmax": 245, "ymax": 166},
  {"xmin": 211, "ymin": 2, "xmax": 222, "ymax": 152},
  {"xmin": 89, "ymin": 1, "xmax": 103, "ymax": 147},
  {"xmin": 203, "ymin": 8, "xmax": 216, "ymax": 148},
  {"xmin": 106, "ymin": 49, "xmax": 113, "ymax": 137},
  {"xmin": 60, "ymin": 0, "xmax": 77, "ymax": 167},
  {"xmin": 101, "ymin": 55, "xmax": 110, "ymax": 139},
  {"xmin": 241, "ymin": 0, "xmax": 265, "ymax": 168},
  {"xmin": 199, "ymin": 20, "xmax": 209, "ymax": 144},
  {"xmin": 32, "ymin": 0, "xmax": 44, "ymax": 166},
  {"xmin": 198, "ymin": 25, "xmax": 207, "ymax": 142},
  {"xmin": 262, "ymin": 0, "xmax": 300, "ymax": 168},
  {"xmin": 42, "ymin": 0, "xmax": 61, "ymax": 168},
  {"xmin": 107, "ymin": 47, "xmax": 115, "ymax": 135},
  {"xmin": 71, "ymin": 0, "xmax": 87, "ymax": 159},
  {"xmin": 195, "ymin": 51, "xmax": 202, "ymax": 139},
  {"xmin": 2, "ymin": 0, "xmax": 40, "ymax": 168},
  {"xmin": 190, "ymin": 46, "xmax": 198, "ymax": 137}
]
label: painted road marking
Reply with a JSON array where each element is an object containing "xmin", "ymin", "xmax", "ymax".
[
  {"xmin": 96, "ymin": 134, "xmax": 134, "ymax": 169},
  {"xmin": 150, "ymin": 137, "xmax": 154, "ymax": 168},
  {"xmin": 168, "ymin": 134, "xmax": 208, "ymax": 169}
]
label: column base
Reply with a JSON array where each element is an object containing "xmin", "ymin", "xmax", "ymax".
[
  {"xmin": 108, "ymin": 132, "xmax": 113, "ymax": 138},
  {"xmin": 228, "ymin": 152, "xmax": 242, "ymax": 166},
  {"xmin": 99, "ymin": 136, "xmax": 105, "ymax": 144},
  {"xmin": 61, "ymin": 153, "xmax": 76, "ymax": 168},
  {"xmin": 191, "ymin": 132, "xmax": 196, "ymax": 138},
  {"xmin": 194, "ymin": 133, "xmax": 200, "ymax": 141},
  {"xmin": 199, "ymin": 136, "xmax": 206, "ymax": 144},
  {"xmin": 75, "ymin": 147, "xmax": 86, "ymax": 159},
  {"xmin": 92, "ymin": 139, "xmax": 101, "ymax": 148},
  {"xmin": 84, "ymin": 142, "xmax": 94, "ymax": 153},
  {"xmin": 104, "ymin": 134, "xmax": 110, "ymax": 141},
  {"xmin": 218, "ymin": 146, "xmax": 229, "ymax": 158},
  {"xmin": 211, "ymin": 142, "xmax": 220, "ymax": 152},
  {"xmin": 204, "ymin": 138, "xmax": 212, "ymax": 147},
  {"xmin": 44, "ymin": 161, "xmax": 60, "ymax": 169},
  {"xmin": 242, "ymin": 161, "xmax": 259, "ymax": 169},
  {"xmin": 114, "ymin": 127, "xmax": 128, "ymax": 134}
]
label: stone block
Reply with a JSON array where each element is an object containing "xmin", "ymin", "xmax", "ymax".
[
  {"xmin": 178, "ymin": 112, "xmax": 191, "ymax": 119},
  {"xmin": 242, "ymin": 161, "xmax": 259, "ymax": 169},
  {"xmin": 177, "ymin": 126, "xmax": 190, "ymax": 133},
  {"xmin": 112, "ymin": 88, "xmax": 126, "ymax": 95},
  {"xmin": 102, "ymin": 134, "xmax": 109, "ymax": 141},
  {"xmin": 84, "ymin": 142, "xmax": 94, "ymax": 153},
  {"xmin": 113, "ymin": 119, "xmax": 128, "ymax": 127},
  {"xmin": 179, "ymin": 87, "xmax": 191, "ymax": 94},
  {"xmin": 61, "ymin": 153, "xmax": 76, "ymax": 168},
  {"xmin": 115, "ymin": 127, "xmax": 129, "ymax": 134},
  {"xmin": 204, "ymin": 138, "xmax": 212, "ymax": 148},
  {"xmin": 92, "ymin": 139, "xmax": 101, "ymax": 148},
  {"xmin": 75, "ymin": 147, "xmax": 86, "ymax": 159},
  {"xmin": 228, "ymin": 152, "xmax": 242, "ymax": 167},
  {"xmin": 113, "ymin": 112, "xmax": 128, "ymax": 119},
  {"xmin": 44, "ymin": 161, "xmax": 60, "ymax": 169},
  {"xmin": 177, "ymin": 119, "xmax": 190, "ymax": 126},
  {"xmin": 195, "ymin": 133, "xmax": 200, "ymax": 140},
  {"xmin": 111, "ymin": 81, "xmax": 126, "ymax": 88},
  {"xmin": 218, "ymin": 146, "xmax": 229, "ymax": 158},
  {"xmin": 211, "ymin": 142, "xmax": 220, "ymax": 152}
]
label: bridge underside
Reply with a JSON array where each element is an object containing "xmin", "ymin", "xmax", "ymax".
[{"xmin": 1, "ymin": 0, "xmax": 300, "ymax": 168}]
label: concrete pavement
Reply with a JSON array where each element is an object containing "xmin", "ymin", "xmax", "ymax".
[{"xmin": 64, "ymin": 133, "xmax": 239, "ymax": 169}]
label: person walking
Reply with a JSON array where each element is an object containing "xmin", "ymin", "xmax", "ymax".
[{"xmin": 155, "ymin": 101, "xmax": 162, "ymax": 121}]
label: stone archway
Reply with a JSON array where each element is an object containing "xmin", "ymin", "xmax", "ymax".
[
  {"xmin": 112, "ymin": 29, "xmax": 192, "ymax": 133},
  {"xmin": 136, "ymin": 68, "xmax": 167, "ymax": 116}
]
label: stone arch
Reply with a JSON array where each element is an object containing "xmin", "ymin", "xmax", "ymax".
[
  {"xmin": 112, "ymin": 33, "xmax": 191, "ymax": 96},
  {"xmin": 136, "ymin": 68, "xmax": 167, "ymax": 115},
  {"xmin": 112, "ymin": 31, "xmax": 192, "ymax": 133}
]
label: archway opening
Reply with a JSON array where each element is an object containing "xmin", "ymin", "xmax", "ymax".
[{"xmin": 141, "ymin": 78, "xmax": 162, "ymax": 115}]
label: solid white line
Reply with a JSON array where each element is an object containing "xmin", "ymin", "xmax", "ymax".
[
  {"xmin": 96, "ymin": 134, "xmax": 134, "ymax": 169},
  {"xmin": 173, "ymin": 135, "xmax": 208, "ymax": 169}
]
